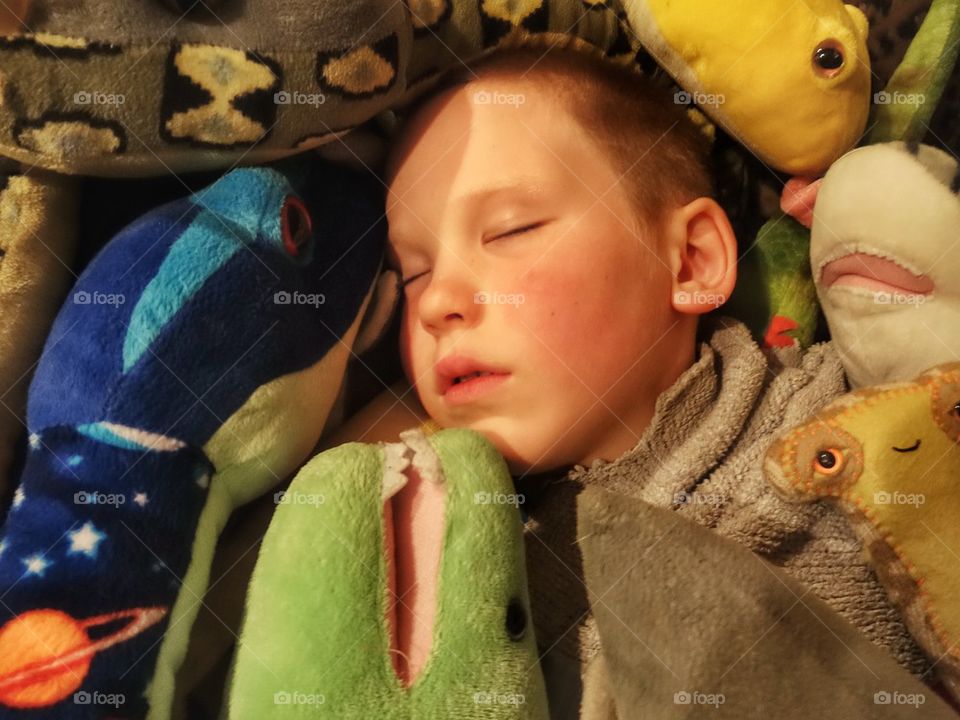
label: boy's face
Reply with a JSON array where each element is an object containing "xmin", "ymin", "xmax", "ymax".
[{"xmin": 386, "ymin": 76, "xmax": 690, "ymax": 475}]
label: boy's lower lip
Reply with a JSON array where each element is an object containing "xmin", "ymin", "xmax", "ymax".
[{"xmin": 442, "ymin": 373, "xmax": 510, "ymax": 405}]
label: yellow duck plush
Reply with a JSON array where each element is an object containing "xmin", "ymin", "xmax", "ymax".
[
  {"xmin": 625, "ymin": 0, "xmax": 872, "ymax": 175},
  {"xmin": 765, "ymin": 363, "xmax": 960, "ymax": 702}
]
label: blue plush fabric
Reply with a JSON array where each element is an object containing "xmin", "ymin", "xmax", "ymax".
[{"xmin": 0, "ymin": 158, "xmax": 386, "ymax": 718}]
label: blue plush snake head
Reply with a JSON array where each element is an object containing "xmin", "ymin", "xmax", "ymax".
[{"xmin": 26, "ymin": 158, "xmax": 391, "ymax": 500}]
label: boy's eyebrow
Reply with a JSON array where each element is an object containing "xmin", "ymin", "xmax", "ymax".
[{"xmin": 451, "ymin": 178, "xmax": 547, "ymax": 206}]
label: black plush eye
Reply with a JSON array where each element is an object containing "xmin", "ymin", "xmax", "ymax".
[
  {"xmin": 953, "ymin": 400, "xmax": 960, "ymax": 417},
  {"xmin": 505, "ymin": 598, "xmax": 527, "ymax": 642},
  {"xmin": 281, "ymin": 196, "xmax": 313, "ymax": 258},
  {"xmin": 813, "ymin": 41, "xmax": 845, "ymax": 76}
]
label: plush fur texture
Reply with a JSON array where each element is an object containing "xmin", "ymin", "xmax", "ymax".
[
  {"xmin": 0, "ymin": 158, "xmax": 392, "ymax": 719},
  {"xmin": 229, "ymin": 427, "xmax": 548, "ymax": 719},
  {"xmin": 766, "ymin": 362, "xmax": 960, "ymax": 703},
  {"xmin": 0, "ymin": 165, "xmax": 78, "ymax": 499},
  {"xmin": 577, "ymin": 486, "xmax": 959, "ymax": 718},
  {"xmin": 812, "ymin": 141, "xmax": 960, "ymax": 388}
]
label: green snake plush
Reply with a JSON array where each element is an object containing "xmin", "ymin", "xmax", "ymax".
[{"xmin": 229, "ymin": 426, "xmax": 548, "ymax": 719}]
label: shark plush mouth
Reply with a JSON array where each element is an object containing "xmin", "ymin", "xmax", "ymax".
[{"xmin": 819, "ymin": 252, "xmax": 935, "ymax": 296}]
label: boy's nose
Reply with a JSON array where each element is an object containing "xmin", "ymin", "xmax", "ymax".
[{"xmin": 417, "ymin": 269, "xmax": 481, "ymax": 334}]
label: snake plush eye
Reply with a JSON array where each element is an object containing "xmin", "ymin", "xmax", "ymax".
[
  {"xmin": 813, "ymin": 40, "xmax": 845, "ymax": 77},
  {"xmin": 281, "ymin": 196, "xmax": 313, "ymax": 259},
  {"xmin": 813, "ymin": 448, "xmax": 844, "ymax": 475},
  {"xmin": 505, "ymin": 598, "xmax": 527, "ymax": 642}
]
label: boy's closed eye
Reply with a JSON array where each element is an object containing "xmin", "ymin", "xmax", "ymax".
[{"xmin": 391, "ymin": 219, "xmax": 552, "ymax": 290}]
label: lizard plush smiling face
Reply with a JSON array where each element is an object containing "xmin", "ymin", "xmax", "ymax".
[
  {"xmin": 764, "ymin": 362, "xmax": 960, "ymax": 701},
  {"xmin": 811, "ymin": 142, "xmax": 960, "ymax": 388}
]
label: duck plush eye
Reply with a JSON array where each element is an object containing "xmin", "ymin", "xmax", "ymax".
[
  {"xmin": 813, "ymin": 448, "xmax": 844, "ymax": 476},
  {"xmin": 281, "ymin": 196, "xmax": 313, "ymax": 259},
  {"xmin": 813, "ymin": 40, "xmax": 845, "ymax": 77}
]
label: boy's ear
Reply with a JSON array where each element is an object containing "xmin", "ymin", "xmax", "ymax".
[{"xmin": 665, "ymin": 197, "xmax": 737, "ymax": 315}]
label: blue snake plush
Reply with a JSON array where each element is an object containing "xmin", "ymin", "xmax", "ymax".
[{"xmin": 0, "ymin": 158, "xmax": 392, "ymax": 719}]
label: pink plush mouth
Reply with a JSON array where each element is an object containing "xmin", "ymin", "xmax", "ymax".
[
  {"xmin": 384, "ymin": 451, "xmax": 445, "ymax": 687},
  {"xmin": 820, "ymin": 253, "xmax": 934, "ymax": 296}
]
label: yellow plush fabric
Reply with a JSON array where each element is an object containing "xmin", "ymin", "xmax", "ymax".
[{"xmin": 766, "ymin": 363, "xmax": 960, "ymax": 702}]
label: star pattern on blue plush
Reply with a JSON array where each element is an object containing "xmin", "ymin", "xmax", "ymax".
[
  {"xmin": 68, "ymin": 521, "xmax": 107, "ymax": 559},
  {"xmin": 22, "ymin": 553, "xmax": 51, "ymax": 577}
]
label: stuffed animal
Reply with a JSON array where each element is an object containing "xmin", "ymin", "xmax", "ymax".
[
  {"xmin": 728, "ymin": 0, "xmax": 960, "ymax": 351},
  {"xmin": 811, "ymin": 141, "xmax": 960, "ymax": 388},
  {"xmin": 765, "ymin": 362, "xmax": 960, "ymax": 702},
  {"xmin": 228, "ymin": 426, "xmax": 548, "ymax": 719},
  {"xmin": 0, "ymin": 0, "xmax": 873, "ymax": 177},
  {"xmin": 624, "ymin": 0, "xmax": 871, "ymax": 176},
  {"xmin": 0, "ymin": 157, "xmax": 396, "ymax": 719},
  {"xmin": 0, "ymin": 164, "xmax": 78, "ymax": 498}
]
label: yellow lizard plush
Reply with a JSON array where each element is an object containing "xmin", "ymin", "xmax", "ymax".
[{"xmin": 765, "ymin": 363, "xmax": 960, "ymax": 701}]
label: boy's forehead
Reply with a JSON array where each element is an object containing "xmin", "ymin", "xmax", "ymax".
[{"xmin": 385, "ymin": 73, "xmax": 569, "ymax": 183}]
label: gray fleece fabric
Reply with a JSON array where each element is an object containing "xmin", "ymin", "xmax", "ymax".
[{"xmin": 521, "ymin": 316, "xmax": 932, "ymax": 718}]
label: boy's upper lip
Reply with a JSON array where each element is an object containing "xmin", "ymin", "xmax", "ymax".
[{"xmin": 435, "ymin": 354, "xmax": 510, "ymax": 395}]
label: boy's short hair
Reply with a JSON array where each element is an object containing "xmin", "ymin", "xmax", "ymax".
[{"xmin": 389, "ymin": 35, "xmax": 714, "ymax": 236}]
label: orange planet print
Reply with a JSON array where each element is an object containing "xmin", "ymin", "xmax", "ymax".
[{"xmin": 0, "ymin": 606, "xmax": 167, "ymax": 708}]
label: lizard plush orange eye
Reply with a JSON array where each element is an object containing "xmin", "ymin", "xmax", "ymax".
[
  {"xmin": 813, "ymin": 40, "xmax": 845, "ymax": 78},
  {"xmin": 813, "ymin": 448, "xmax": 844, "ymax": 476},
  {"xmin": 281, "ymin": 196, "xmax": 313, "ymax": 258}
]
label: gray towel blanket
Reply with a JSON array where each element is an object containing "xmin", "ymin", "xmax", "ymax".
[{"xmin": 522, "ymin": 316, "xmax": 932, "ymax": 716}]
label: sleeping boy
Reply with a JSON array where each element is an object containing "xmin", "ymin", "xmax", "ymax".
[{"xmin": 333, "ymin": 36, "xmax": 932, "ymax": 717}]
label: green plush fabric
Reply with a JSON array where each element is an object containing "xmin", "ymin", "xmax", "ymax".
[{"xmin": 229, "ymin": 427, "xmax": 547, "ymax": 719}]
